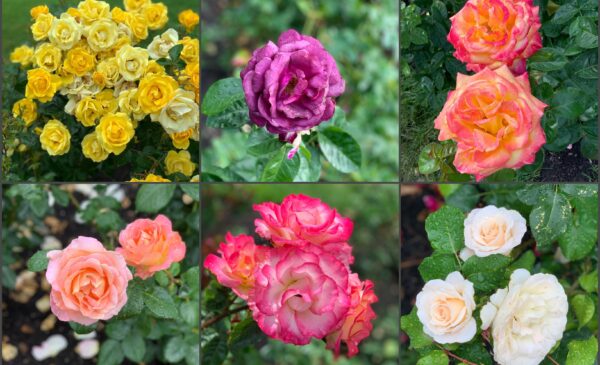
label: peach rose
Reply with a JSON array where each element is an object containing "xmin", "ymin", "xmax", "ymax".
[
  {"xmin": 434, "ymin": 66, "xmax": 547, "ymax": 181},
  {"xmin": 464, "ymin": 205, "xmax": 526, "ymax": 257},
  {"xmin": 203, "ymin": 233, "xmax": 268, "ymax": 300},
  {"xmin": 448, "ymin": 0, "xmax": 542, "ymax": 74},
  {"xmin": 117, "ymin": 215, "xmax": 186, "ymax": 279},
  {"xmin": 46, "ymin": 236, "xmax": 132, "ymax": 325}
]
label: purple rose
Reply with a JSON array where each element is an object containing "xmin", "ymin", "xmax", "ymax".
[{"xmin": 240, "ymin": 29, "xmax": 345, "ymax": 141}]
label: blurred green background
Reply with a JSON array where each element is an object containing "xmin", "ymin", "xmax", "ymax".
[
  {"xmin": 201, "ymin": 184, "xmax": 400, "ymax": 365},
  {"xmin": 201, "ymin": 0, "xmax": 399, "ymax": 182}
]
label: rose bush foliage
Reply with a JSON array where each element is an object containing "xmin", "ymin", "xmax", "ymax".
[{"xmin": 401, "ymin": 184, "xmax": 598, "ymax": 365}]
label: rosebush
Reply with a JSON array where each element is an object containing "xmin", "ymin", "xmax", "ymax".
[
  {"xmin": 401, "ymin": 0, "xmax": 598, "ymax": 182},
  {"xmin": 3, "ymin": 0, "xmax": 200, "ymax": 182},
  {"xmin": 401, "ymin": 183, "xmax": 598, "ymax": 365},
  {"xmin": 2, "ymin": 183, "xmax": 200, "ymax": 364}
]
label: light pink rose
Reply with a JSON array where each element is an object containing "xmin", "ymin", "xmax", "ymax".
[
  {"xmin": 117, "ymin": 215, "xmax": 186, "ymax": 279},
  {"xmin": 326, "ymin": 274, "xmax": 378, "ymax": 358},
  {"xmin": 46, "ymin": 236, "xmax": 132, "ymax": 325},
  {"xmin": 253, "ymin": 194, "xmax": 354, "ymax": 264},
  {"xmin": 203, "ymin": 233, "xmax": 268, "ymax": 300},
  {"xmin": 249, "ymin": 245, "xmax": 351, "ymax": 345}
]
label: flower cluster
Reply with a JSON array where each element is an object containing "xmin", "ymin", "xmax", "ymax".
[
  {"xmin": 203, "ymin": 194, "xmax": 377, "ymax": 358},
  {"xmin": 435, "ymin": 0, "xmax": 546, "ymax": 180},
  {"xmin": 45, "ymin": 215, "xmax": 185, "ymax": 325},
  {"xmin": 416, "ymin": 205, "xmax": 568, "ymax": 365},
  {"xmin": 10, "ymin": 0, "xmax": 200, "ymax": 181}
]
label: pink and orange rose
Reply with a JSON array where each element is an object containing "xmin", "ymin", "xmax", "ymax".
[
  {"xmin": 117, "ymin": 215, "xmax": 186, "ymax": 279},
  {"xmin": 46, "ymin": 236, "xmax": 132, "ymax": 325},
  {"xmin": 448, "ymin": 0, "xmax": 542, "ymax": 74},
  {"xmin": 434, "ymin": 66, "xmax": 547, "ymax": 181}
]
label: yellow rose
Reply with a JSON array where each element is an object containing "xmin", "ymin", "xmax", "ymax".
[
  {"xmin": 81, "ymin": 132, "xmax": 109, "ymax": 162},
  {"xmin": 94, "ymin": 57, "xmax": 121, "ymax": 87},
  {"xmin": 178, "ymin": 10, "xmax": 199, "ymax": 33},
  {"xmin": 170, "ymin": 128, "xmax": 194, "ymax": 149},
  {"xmin": 49, "ymin": 14, "xmax": 82, "ymax": 50},
  {"xmin": 84, "ymin": 19, "xmax": 118, "ymax": 52},
  {"xmin": 75, "ymin": 96, "xmax": 103, "ymax": 127},
  {"xmin": 63, "ymin": 46, "xmax": 96, "ymax": 76},
  {"xmin": 34, "ymin": 43, "xmax": 62, "ymax": 72},
  {"xmin": 151, "ymin": 89, "xmax": 199, "ymax": 134},
  {"xmin": 111, "ymin": 7, "xmax": 128, "ymax": 23},
  {"xmin": 125, "ymin": 13, "xmax": 149, "ymax": 42},
  {"xmin": 104, "ymin": 35, "xmax": 131, "ymax": 58},
  {"xmin": 147, "ymin": 28, "xmax": 179, "ymax": 59},
  {"xmin": 25, "ymin": 68, "xmax": 62, "ymax": 102},
  {"xmin": 116, "ymin": 45, "xmax": 149, "ymax": 81},
  {"xmin": 40, "ymin": 119, "xmax": 71, "ymax": 156},
  {"xmin": 30, "ymin": 5, "xmax": 49, "ymax": 19},
  {"xmin": 130, "ymin": 173, "xmax": 171, "ymax": 182},
  {"xmin": 145, "ymin": 60, "xmax": 166, "ymax": 76},
  {"xmin": 12, "ymin": 98, "xmax": 38, "ymax": 126},
  {"xmin": 137, "ymin": 74, "xmax": 179, "ymax": 114},
  {"xmin": 96, "ymin": 89, "xmax": 119, "ymax": 115},
  {"xmin": 10, "ymin": 46, "xmax": 34, "ymax": 66},
  {"xmin": 165, "ymin": 150, "xmax": 196, "ymax": 177},
  {"xmin": 31, "ymin": 13, "xmax": 54, "ymax": 41},
  {"xmin": 124, "ymin": 0, "xmax": 150, "ymax": 12},
  {"xmin": 179, "ymin": 36, "xmax": 199, "ymax": 64},
  {"xmin": 143, "ymin": 3, "xmax": 168, "ymax": 30},
  {"xmin": 77, "ymin": 0, "xmax": 111, "ymax": 25},
  {"xmin": 117, "ymin": 88, "xmax": 146, "ymax": 121},
  {"xmin": 181, "ymin": 61, "xmax": 199, "ymax": 99},
  {"xmin": 95, "ymin": 112, "xmax": 135, "ymax": 155},
  {"xmin": 66, "ymin": 7, "xmax": 82, "ymax": 21}
]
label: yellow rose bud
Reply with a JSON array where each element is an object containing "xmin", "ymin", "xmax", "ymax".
[
  {"xmin": 40, "ymin": 119, "xmax": 71, "ymax": 156},
  {"xmin": 75, "ymin": 96, "xmax": 103, "ymax": 127},
  {"xmin": 116, "ymin": 45, "xmax": 149, "ymax": 81},
  {"xmin": 31, "ymin": 13, "xmax": 54, "ymax": 41},
  {"xmin": 34, "ymin": 43, "xmax": 62, "ymax": 72},
  {"xmin": 170, "ymin": 128, "xmax": 194, "ymax": 150},
  {"xmin": 137, "ymin": 74, "xmax": 179, "ymax": 114},
  {"xmin": 66, "ymin": 7, "xmax": 82, "ymax": 21},
  {"xmin": 144, "ymin": 3, "xmax": 168, "ymax": 30},
  {"xmin": 10, "ymin": 46, "xmax": 35, "ymax": 66},
  {"xmin": 125, "ymin": 13, "xmax": 149, "ymax": 42},
  {"xmin": 18, "ymin": 144, "xmax": 28, "ymax": 153},
  {"xmin": 165, "ymin": 150, "xmax": 196, "ymax": 177},
  {"xmin": 12, "ymin": 98, "xmax": 38, "ymax": 126},
  {"xmin": 84, "ymin": 19, "xmax": 118, "ymax": 52},
  {"xmin": 124, "ymin": 0, "xmax": 151, "ymax": 12},
  {"xmin": 25, "ymin": 68, "xmax": 62, "ymax": 102},
  {"xmin": 111, "ymin": 7, "xmax": 128, "ymax": 23},
  {"xmin": 95, "ymin": 112, "xmax": 135, "ymax": 155},
  {"xmin": 130, "ymin": 173, "xmax": 171, "ymax": 182},
  {"xmin": 30, "ymin": 5, "xmax": 49, "ymax": 19},
  {"xmin": 49, "ymin": 14, "xmax": 82, "ymax": 50},
  {"xmin": 178, "ymin": 10, "xmax": 199, "ymax": 33},
  {"xmin": 179, "ymin": 36, "xmax": 199, "ymax": 64},
  {"xmin": 77, "ymin": 0, "xmax": 111, "ymax": 25},
  {"xmin": 81, "ymin": 132, "xmax": 109, "ymax": 162},
  {"xmin": 63, "ymin": 46, "xmax": 96, "ymax": 76}
]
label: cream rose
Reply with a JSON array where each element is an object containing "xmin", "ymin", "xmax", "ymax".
[
  {"xmin": 416, "ymin": 271, "xmax": 476, "ymax": 344},
  {"xmin": 48, "ymin": 14, "xmax": 83, "ymax": 50},
  {"xmin": 116, "ymin": 45, "xmax": 149, "ymax": 81},
  {"xmin": 84, "ymin": 19, "xmax": 119, "ymax": 52},
  {"xmin": 151, "ymin": 89, "xmax": 199, "ymax": 134},
  {"xmin": 464, "ymin": 205, "xmax": 526, "ymax": 257},
  {"xmin": 481, "ymin": 269, "xmax": 567, "ymax": 365},
  {"xmin": 147, "ymin": 28, "xmax": 179, "ymax": 60}
]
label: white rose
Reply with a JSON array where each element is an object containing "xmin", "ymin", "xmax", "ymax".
[
  {"xmin": 480, "ymin": 269, "xmax": 567, "ymax": 365},
  {"xmin": 416, "ymin": 271, "xmax": 476, "ymax": 344},
  {"xmin": 151, "ymin": 89, "xmax": 199, "ymax": 134},
  {"xmin": 464, "ymin": 205, "xmax": 526, "ymax": 257},
  {"xmin": 147, "ymin": 28, "xmax": 179, "ymax": 60}
]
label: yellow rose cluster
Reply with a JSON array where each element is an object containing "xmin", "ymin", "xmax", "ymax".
[{"xmin": 10, "ymin": 0, "xmax": 200, "ymax": 181}]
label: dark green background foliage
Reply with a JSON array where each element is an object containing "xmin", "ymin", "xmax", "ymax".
[
  {"xmin": 401, "ymin": 0, "xmax": 598, "ymax": 182},
  {"xmin": 2, "ymin": 183, "xmax": 200, "ymax": 365},
  {"xmin": 401, "ymin": 184, "xmax": 598, "ymax": 364},
  {"xmin": 201, "ymin": 184, "xmax": 400, "ymax": 365},
  {"xmin": 2, "ymin": 0, "xmax": 199, "ymax": 182},
  {"xmin": 201, "ymin": 0, "xmax": 399, "ymax": 182}
]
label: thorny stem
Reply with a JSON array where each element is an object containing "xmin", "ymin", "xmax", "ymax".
[
  {"xmin": 546, "ymin": 355, "xmax": 560, "ymax": 365},
  {"xmin": 201, "ymin": 305, "xmax": 249, "ymax": 329},
  {"xmin": 435, "ymin": 344, "xmax": 478, "ymax": 365}
]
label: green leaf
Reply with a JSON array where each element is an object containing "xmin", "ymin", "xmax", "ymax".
[
  {"xmin": 69, "ymin": 321, "xmax": 97, "ymax": 335},
  {"xmin": 50, "ymin": 186, "xmax": 69, "ymax": 207},
  {"xmin": 180, "ymin": 301, "xmax": 199, "ymax": 327},
  {"xmin": 168, "ymin": 44, "xmax": 183, "ymax": 61},
  {"xmin": 410, "ymin": 27, "xmax": 428, "ymax": 45},
  {"xmin": 122, "ymin": 332, "xmax": 146, "ymax": 362},
  {"xmin": 566, "ymin": 336, "xmax": 598, "ymax": 365},
  {"xmin": 318, "ymin": 126, "xmax": 362, "ymax": 173},
  {"xmin": 164, "ymin": 335, "xmax": 187, "ymax": 363},
  {"xmin": 528, "ymin": 48, "xmax": 568, "ymax": 72},
  {"xmin": 117, "ymin": 279, "xmax": 144, "ymax": 319},
  {"xmin": 105, "ymin": 320, "xmax": 130, "ymax": 340},
  {"xmin": 425, "ymin": 205, "xmax": 465, "ymax": 253},
  {"xmin": 95, "ymin": 210, "xmax": 124, "ymax": 232},
  {"xmin": 571, "ymin": 294, "xmax": 595, "ymax": 329},
  {"xmin": 183, "ymin": 266, "xmax": 200, "ymax": 291},
  {"xmin": 205, "ymin": 100, "xmax": 250, "ymax": 129},
  {"xmin": 552, "ymin": 88, "xmax": 590, "ymax": 120},
  {"xmin": 98, "ymin": 339, "xmax": 124, "ymax": 365},
  {"xmin": 552, "ymin": 4, "xmax": 578, "ymax": 25},
  {"xmin": 294, "ymin": 145, "xmax": 321, "ymax": 182},
  {"xmin": 154, "ymin": 271, "xmax": 170, "ymax": 287},
  {"xmin": 144, "ymin": 287, "xmax": 178, "ymax": 319},
  {"xmin": 186, "ymin": 342, "xmax": 200, "ymax": 365},
  {"xmin": 417, "ymin": 350, "xmax": 448, "ymax": 365},
  {"xmin": 468, "ymin": 270, "xmax": 508, "ymax": 293},
  {"xmin": 443, "ymin": 184, "xmax": 479, "ymax": 212},
  {"xmin": 454, "ymin": 341, "xmax": 493, "ymax": 365},
  {"xmin": 136, "ymin": 184, "xmax": 176, "ymax": 213},
  {"xmin": 27, "ymin": 250, "xmax": 49, "ymax": 272},
  {"xmin": 201, "ymin": 78, "xmax": 245, "ymax": 116},
  {"xmin": 529, "ymin": 190, "xmax": 572, "ymax": 247},
  {"xmin": 419, "ymin": 253, "xmax": 460, "ymax": 282},
  {"xmin": 180, "ymin": 184, "xmax": 199, "ymax": 201},
  {"xmin": 561, "ymin": 185, "xmax": 598, "ymax": 197},
  {"xmin": 558, "ymin": 196, "xmax": 597, "ymax": 260},
  {"xmin": 462, "ymin": 255, "xmax": 511, "ymax": 277},
  {"xmin": 510, "ymin": 251, "xmax": 536, "ymax": 271},
  {"xmin": 260, "ymin": 146, "xmax": 300, "ymax": 182},
  {"xmin": 247, "ymin": 129, "xmax": 282, "ymax": 157},
  {"xmin": 418, "ymin": 144, "xmax": 441, "ymax": 174},
  {"xmin": 579, "ymin": 270, "xmax": 598, "ymax": 293},
  {"xmin": 228, "ymin": 317, "xmax": 265, "ymax": 354},
  {"xmin": 201, "ymin": 332, "xmax": 228, "ymax": 365},
  {"xmin": 516, "ymin": 185, "xmax": 553, "ymax": 206},
  {"xmin": 401, "ymin": 308, "xmax": 433, "ymax": 349}
]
